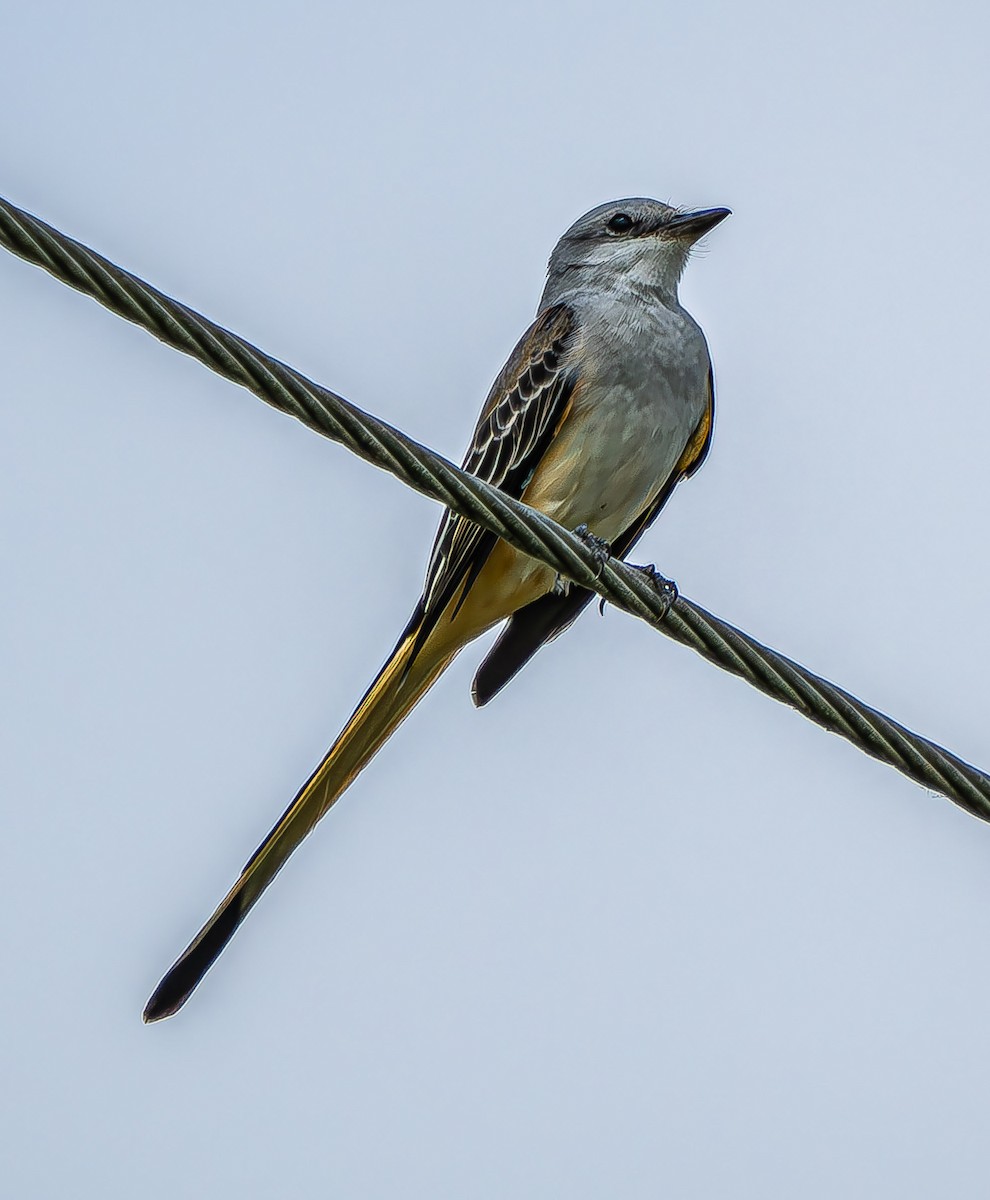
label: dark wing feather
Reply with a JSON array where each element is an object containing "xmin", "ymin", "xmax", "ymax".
[
  {"xmin": 471, "ymin": 367, "xmax": 716, "ymax": 705},
  {"xmin": 407, "ymin": 304, "xmax": 579, "ymax": 658}
]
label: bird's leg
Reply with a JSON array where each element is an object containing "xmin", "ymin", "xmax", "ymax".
[
  {"xmin": 554, "ymin": 524, "xmax": 612, "ymax": 596},
  {"xmin": 598, "ymin": 561, "xmax": 678, "ymax": 616}
]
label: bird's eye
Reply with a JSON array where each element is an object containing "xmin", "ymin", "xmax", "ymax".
[{"xmin": 606, "ymin": 212, "xmax": 634, "ymax": 233}]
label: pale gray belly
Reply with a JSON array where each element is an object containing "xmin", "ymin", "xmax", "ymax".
[{"xmin": 524, "ymin": 371, "xmax": 707, "ymax": 543}]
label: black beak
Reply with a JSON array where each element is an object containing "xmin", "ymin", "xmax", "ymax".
[{"xmin": 664, "ymin": 207, "xmax": 731, "ymax": 240}]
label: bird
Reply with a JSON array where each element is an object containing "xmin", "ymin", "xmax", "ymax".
[{"xmin": 142, "ymin": 196, "xmax": 730, "ymax": 1021}]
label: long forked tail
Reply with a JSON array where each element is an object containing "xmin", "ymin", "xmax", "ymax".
[{"xmin": 143, "ymin": 617, "xmax": 453, "ymax": 1022}]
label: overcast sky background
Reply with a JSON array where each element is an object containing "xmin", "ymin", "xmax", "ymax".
[{"xmin": 3, "ymin": 2, "xmax": 990, "ymax": 1196}]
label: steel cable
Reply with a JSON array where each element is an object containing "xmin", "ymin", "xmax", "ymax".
[{"xmin": 2, "ymin": 194, "xmax": 987, "ymax": 821}]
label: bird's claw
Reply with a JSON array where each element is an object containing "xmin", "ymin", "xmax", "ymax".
[
  {"xmin": 637, "ymin": 562, "xmax": 679, "ymax": 614},
  {"xmin": 574, "ymin": 523, "xmax": 612, "ymax": 573},
  {"xmin": 598, "ymin": 562, "xmax": 678, "ymax": 616},
  {"xmin": 554, "ymin": 524, "xmax": 612, "ymax": 595}
]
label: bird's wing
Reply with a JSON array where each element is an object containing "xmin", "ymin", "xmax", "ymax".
[
  {"xmin": 471, "ymin": 366, "xmax": 715, "ymax": 705},
  {"xmin": 407, "ymin": 302, "xmax": 580, "ymax": 657}
]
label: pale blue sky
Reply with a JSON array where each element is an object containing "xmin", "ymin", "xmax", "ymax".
[{"xmin": 3, "ymin": 2, "xmax": 990, "ymax": 1196}]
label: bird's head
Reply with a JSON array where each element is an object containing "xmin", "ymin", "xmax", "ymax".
[{"xmin": 545, "ymin": 197, "xmax": 730, "ymax": 302}]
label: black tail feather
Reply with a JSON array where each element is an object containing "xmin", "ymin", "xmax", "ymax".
[{"xmin": 143, "ymin": 893, "xmax": 247, "ymax": 1022}]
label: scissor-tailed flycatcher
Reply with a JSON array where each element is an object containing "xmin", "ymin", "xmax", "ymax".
[{"xmin": 143, "ymin": 196, "xmax": 730, "ymax": 1021}]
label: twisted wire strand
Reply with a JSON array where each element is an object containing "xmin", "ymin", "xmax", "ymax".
[{"xmin": 2, "ymin": 194, "xmax": 987, "ymax": 822}]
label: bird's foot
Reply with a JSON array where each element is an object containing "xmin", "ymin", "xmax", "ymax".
[
  {"xmin": 554, "ymin": 524, "xmax": 612, "ymax": 595},
  {"xmin": 598, "ymin": 562, "xmax": 678, "ymax": 616},
  {"xmin": 574, "ymin": 524, "xmax": 612, "ymax": 572},
  {"xmin": 635, "ymin": 561, "xmax": 679, "ymax": 613}
]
